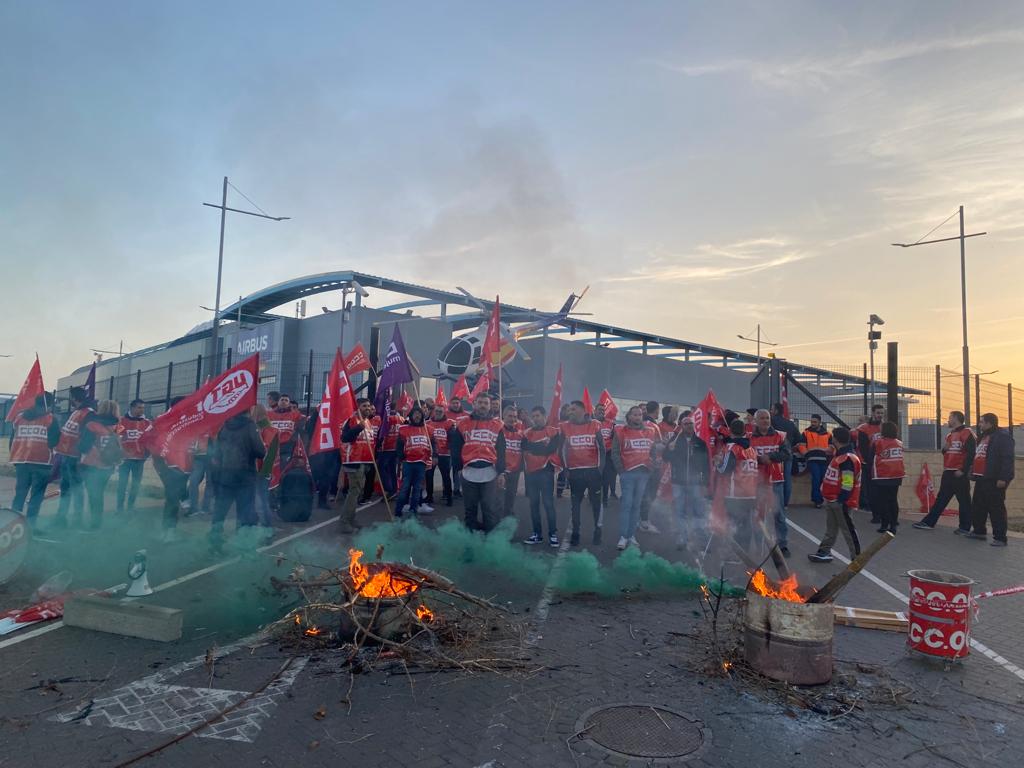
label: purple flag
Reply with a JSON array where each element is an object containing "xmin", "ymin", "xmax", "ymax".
[
  {"xmin": 84, "ymin": 362, "xmax": 97, "ymax": 402},
  {"xmin": 374, "ymin": 326, "xmax": 415, "ymax": 447}
]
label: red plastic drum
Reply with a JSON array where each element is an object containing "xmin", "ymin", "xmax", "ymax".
[{"xmin": 907, "ymin": 569, "xmax": 973, "ymax": 659}]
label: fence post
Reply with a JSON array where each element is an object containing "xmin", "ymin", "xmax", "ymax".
[
  {"xmin": 1009, "ymin": 384, "xmax": 1014, "ymax": 444},
  {"xmin": 934, "ymin": 365, "xmax": 942, "ymax": 450},
  {"xmin": 226, "ymin": 348, "xmax": 233, "ymax": 370},
  {"xmin": 974, "ymin": 374, "xmax": 981, "ymax": 428},
  {"xmin": 195, "ymin": 355, "xmax": 203, "ymax": 390},
  {"xmin": 886, "ymin": 343, "xmax": 899, "ymax": 435},
  {"xmin": 108, "ymin": 376, "xmax": 114, "ymax": 400},
  {"xmin": 305, "ymin": 349, "xmax": 314, "ymax": 418},
  {"xmin": 135, "ymin": 369, "xmax": 141, "ymax": 401},
  {"xmin": 165, "ymin": 362, "xmax": 174, "ymax": 410}
]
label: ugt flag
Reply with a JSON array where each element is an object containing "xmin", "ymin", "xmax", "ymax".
[
  {"xmin": 6, "ymin": 356, "xmax": 45, "ymax": 422},
  {"xmin": 142, "ymin": 354, "xmax": 260, "ymax": 462},
  {"xmin": 309, "ymin": 348, "xmax": 357, "ymax": 455},
  {"xmin": 374, "ymin": 326, "xmax": 416, "ymax": 448}
]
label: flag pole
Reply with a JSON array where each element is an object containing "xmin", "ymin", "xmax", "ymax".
[
  {"xmin": 496, "ymin": 295, "xmax": 503, "ymax": 412},
  {"xmin": 365, "ymin": 415, "xmax": 394, "ymax": 521}
]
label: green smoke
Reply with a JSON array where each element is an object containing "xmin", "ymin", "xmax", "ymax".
[{"xmin": 352, "ymin": 517, "xmax": 742, "ymax": 597}]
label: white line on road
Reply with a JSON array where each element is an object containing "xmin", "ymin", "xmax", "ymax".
[
  {"xmin": 525, "ymin": 523, "xmax": 578, "ymax": 647},
  {"xmin": 787, "ymin": 518, "xmax": 1024, "ymax": 683}
]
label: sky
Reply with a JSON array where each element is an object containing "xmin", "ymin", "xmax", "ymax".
[{"xmin": 2, "ymin": 1, "xmax": 1022, "ymax": 392}]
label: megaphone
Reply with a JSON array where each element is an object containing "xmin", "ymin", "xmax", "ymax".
[{"xmin": 126, "ymin": 550, "xmax": 153, "ymax": 597}]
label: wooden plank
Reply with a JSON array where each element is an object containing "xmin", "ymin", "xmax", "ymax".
[{"xmin": 833, "ymin": 604, "xmax": 908, "ymax": 633}]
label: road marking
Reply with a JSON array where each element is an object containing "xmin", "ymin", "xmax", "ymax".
[
  {"xmin": 526, "ymin": 522, "xmax": 577, "ymax": 647},
  {"xmin": 0, "ymin": 501, "xmax": 378, "ymax": 651},
  {"xmin": 787, "ymin": 519, "xmax": 1024, "ymax": 683}
]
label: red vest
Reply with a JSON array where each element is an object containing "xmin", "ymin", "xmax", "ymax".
[
  {"xmin": 399, "ymin": 424, "xmax": 433, "ymax": 464},
  {"xmin": 458, "ymin": 418, "xmax": 502, "ymax": 465},
  {"xmin": 822, "ymin": 451, "xmax": 863, "ymax": 507},
  {"xmin": 599, "ymin": 418, "xmax": 615, "ymax": 451},
  {"xmin": 447, "ymin": 409, "xmax": 469, "ymax": 427},
  {"xmin": 10, "ymin": 413, "xmax": 54, "ymax": 465},
  {"xmin": 524, "ymin": 426, "xmax": 560, "ymax": 473},
  {"xmin": 55, "ymin": 407, "xmax": 93, "ymax": 457},
  {"xmin": 342, "ymin": 415, "xmax": 379, "ymax": 464},
  {"xmin": 658, "ymin": 421, "xmax": 677, "ymax": 440},
  {"xmin": 943, "ymin": 427, "xmax": 972, "ymax": 471},
  {"xmin": 80, "ymin": 421, "xmax": 119, "ymax": 469},
  {"xmin": 615, "ymin": 424, "xmax": 657, "ymax": 472},
  {"xmin": 118, "ymin": 416, "xmax": 151, "ymax": 460},
  {"xmin": 381, "ymin": 414, "xmax": 404, "ymax": 452},
  {"xmin": 857, "ymin": 423, "xmax": 882, "ymax": 457},
  {"xmin": 721, "ymin": 443, "xmax": 760, "ymax": 499},
  {"xmin": 972, "ymin": 434, "xmax": 990, "ymax": 477},
  {"xmin": 268, "ymin": 409, "xmax": 303, "ymax": 443},
  {"xmin": 872, "ymin": 437, "xmax": 905, "ymax": 479},
  {"xmin": 749, "ymin": 429, "xmax": 786, "ymax": 483},
  {"xmin": 428, "ymin": 418, "xmax": 455, "ymax": 456},
  {"xmin": 561, "ymin": 420, "xmax": 602, "ymax": 470},
  {"xmin": 501, "ymin": 425, "xmax": 523, "ymax": 472}
]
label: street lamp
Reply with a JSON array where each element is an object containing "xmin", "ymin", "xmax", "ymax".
[
  {"xmin": 91, "ymin": 341, "xmax": 128, "ymax": 399},
  {"xmin": 892, "ymin": 205, "xmax": 986, "ymax": 425},
  {"xmin": 203, "ymin": 177, "xmax": 289, "ymax": 376},
  {"xmin": 737, "ymin": 324, "xmax": 778, "ymax": 364},
  {"xmin": 867, "ymin": 315, "xmax": 884, "ymax": 409}
]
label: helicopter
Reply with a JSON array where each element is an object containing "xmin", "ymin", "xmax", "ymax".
[{"xmin": 436, "ymin": 287, "xmax": 590, "ymax": 378}]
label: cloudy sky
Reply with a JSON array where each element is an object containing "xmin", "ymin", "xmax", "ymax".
[{"xmin": 2, "ymin": 1, "xmax": 1022, "ymax": 391}]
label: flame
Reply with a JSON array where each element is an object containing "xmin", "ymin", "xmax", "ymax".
[
  {"xmin": 699, "ymin": 583, "xmax": 711, "ymax": 601},
  {"xmin": 304, "ymin": 626, "xmax": 322, "ymax": 637},
  {"xmin": 294, "ymin": 614, "xmax": 301, "ymax": 625},
  {"xmin": 748, "ymin": 569, "xmax": 805, "ymax": 603},
  {"xmin": 415, "ymin": 604, "xmax": 434, "ymax": 623},
  {"xmin": 348, "ymin": 549, "xmax": 420, "ymax": 598},
  {"xmin": 722, "ymin": 661, "xmax": 733, "ymax": 673}
]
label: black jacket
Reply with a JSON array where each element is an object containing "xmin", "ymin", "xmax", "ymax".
[
  {"xmin": 664, "ymin": 433, "xmax": 708, "ymax": 486},
  {"xmin": 978, "ymin": 428, "xmax": 1015, "ymax": 484},
  {"xmin": 211, "ymin": 413, "xmax": 266, "ymax": 481},
  {"xmin": 771, "ymin": 414, "xmax": 800, "ymax": 448}
]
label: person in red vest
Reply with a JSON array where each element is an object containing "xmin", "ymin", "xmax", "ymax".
[
  {"xmin": 967, "ymin": 413, "xmax": 1016, "ymax": 546},
  {"xmin": 449, "ymin": 392, "xmax": 506, "ymax": 532},
  {"xmin": 499, "ymin": 404, "xmax": 524, "ymax": 518},
  {"xmin": 914, "ymin": 410, "xmax": 976, "ymax": 532},
  {"xmin": 446, "ymin": 395, "xmax": 470, "ymax": 499},
  {"xmin": 115, "ymin": 399, "xmax": 151, "ymax": 514},
  {"xmin": 872, "ymin": 421, "xmax": 905, "ymax": 533},
  {"xmin": 53, "ymin": 386, "xmax": 93, "ymax": 529},
  {"xmin": 425, "ymin": 404, "xmax": 456, "ymax": 508},
  {"xmin": 594, "ymin": 402, "xmax": 617, "ymax": 504},
  {"xmin": 857, "ymin": 403, "xmax": 886, "ymax": 521},
  {"xmin": 337, "ymin": 398, "xmax": 379, "ymax": 534},
  {"xmin": 750, "ymin": 408, "xmax": 792, "ymax": 556},
  {"xmin": 375, "ymin": 407, "xmax": 404, "ymax": 502},
  {"xmin": 251, "ymin": 404, "xmax": 280, "ymax": 527},
  {"xmin": 611, "ymin": 405, "xmax": 659, "ymax": 550},
  {"xmin": 636, "ymin": 401, "xmax": 666, "ymax": 534},
  {"xmin": 808, "ymin": 427, "xmax": 863, "ymax": 562},
  {"xmin": 717, "ymin": 419, "xmax": 761, "ymax": 552},
  {"xmin": 560, "ymin": 400, "xmax": 606, "ymax": 546},
  {"xmin": 78, "ymin": 400, "xmax": 123, "ymax": 531},
  {"xmin": 9, "ymin": 393, "xmax": 60, "ymax": 530},
  {"xmin": 521, "ymin": 405, "xmax": 563, "ymax": 546},
  {"xmin": 395, "ymin": 406, "xmax": 434, "ymax": 518}
]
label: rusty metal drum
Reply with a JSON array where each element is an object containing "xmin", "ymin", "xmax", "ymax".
[{"xmin": 744, "ymin": 591, "xmax": 834, "ymax": 685}]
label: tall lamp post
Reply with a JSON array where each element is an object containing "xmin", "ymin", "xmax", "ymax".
[
  {"xmin": 892, "ymin": 205, "xmax": 986, "ymax": 426},
  {"xmin": 203, "ymin": 177, "xmax": 289, "ymax": 376},
  {"xmin": 737, "ymin": 324, "xmax": 778, "ymax": 365},
  {"xmin": 867, "ymin": 315, "xmax": 884, "ymax": 409}
]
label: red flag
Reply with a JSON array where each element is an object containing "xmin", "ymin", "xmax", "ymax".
[
  {"xmin": 344, "ymin": 343, "xmax": 371, "ymax": 376},
  {"xmin": 780, "ymin": 370, "xmax": 790, "ymax": 418},
  {"xmin": 6, "ymin": 356, "xmax": 45, "ymax": 422},
  {"xmin": 546, "ymin": 364, "xmax": 564, "ymax": 427},
  {"xmin": 309, "ymin": 349, "xmax": 356, "ymax": 455},
  {"xmin": 597, "ymin": 390, "xmax": 618, "ymax": 421},
  {"xmin": 656, "ymin": 462, "xmax": 673, "ymax": 502},
  {"xmin": 397, "ymin": 390, "xmax": 415, "ymax": 414},
  {"xmin": 582, "ymin": 387, "xmax": 594, "ymax": 416},
  {"xmin": 451, "ymin": 373, "xmax": 470, "ymax": 402},
  {"xmin": 916, "ymin": 463, "xmax": 936, "ymax": 514},
  {"xmin": 434, "ymin": 385, "xmax": 448, "ymax": 410},
  {"xmin": 143, "ymin": 354, "xmax": 260, "ymax": 462},
  {"xmin": 692, "ymin": 389, "xmax": 726, "ymax": 449},
  {"xmin": 478, "ymin": 297, "xmax": 502, "ymax": 373},
  {"xmin": 469, "ymin": 370, "xmax": 491, "ymax": 402}
]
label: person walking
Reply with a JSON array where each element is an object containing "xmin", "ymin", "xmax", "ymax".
[
  {"xmin": 425, "ymin": 404, "xmax": 455, "ymax": 508},
  {"xmin": 450, "ymin": 393, "xmax": 506, "ymax": 532},
  {"xmin": 872, "ymin": 421, "xmax": 905, "ymax": 534},
  {"xmin": 771, "ymin": 403, "xmax": 800, "ymax": 509},
  {"xmin": 394, "ymin": 406, "xmax": 433, "ymax": 518},
  {"xmin": 560, "ymin": 400, "xmax": 606, "ymax": 546},
  {"xmin": 78, "ymin": 400, "xmax": 122, "ymax": 531},
  {"xmin": 664, "ymin": 415, "xmax": 709, "ymax": 549},
  {"xmin": 796, "ymin": 414, "xmax": 832, "ymax": 508},
  {"xmin": 967, "ymin": 413, "xmax": 1016, "ymax": 546},
  {"xmin": 116, "ymin": 399, "xmax": 151, "ymax": 514},
  {"xmin": 499, "ymin": 404, "xmax": 524, "ymax": 518},
  {"xmin": 914, "ymin": 411, "xmax": 976, "ymax": 532},
  {"xmin": 611, "ymin": 405, "xmax": 658, "ymax": 550},
  {"xmin": 208, "ymin": 408, "xmax": 266, "ymax": 553},
  {"xmin": 717, "ymin": 419, "xmax": 760, "ymax": 553},
  {"xmin": 337, "ymin": 398, "xmax": 379, "ymax": 535},
  {"xmin": 750, "ymin": 408, "xmax": 792, "ymax": 556},
  {"xmin": 520, "ymin": 405, "xmax": 562, "ymax": 546},
  {"xmin": 808, "ymin": 427, "xmax": 863, "ymax": 562},
  {"xmin": 9, "ymin": 393, "xmax": 60, "ymax": 531},
  {"xmin": 53, "ymin": 386, "xmax": 93, "ymax": 529}
]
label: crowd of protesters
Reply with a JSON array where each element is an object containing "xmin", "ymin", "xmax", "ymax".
[{"xmin": 7, "ymin": 382, "xmax": 1016, "ymax": 557}]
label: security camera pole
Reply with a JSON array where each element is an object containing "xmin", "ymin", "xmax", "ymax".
[
  {"xmin": 339, "ymin": 279, "xmax": 369, "ymax": 359},
  {"xmin": 867, "ymin": 314, "xmax": 884, "ymax": 410}
]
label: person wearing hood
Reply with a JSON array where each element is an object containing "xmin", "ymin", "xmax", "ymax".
[
  {"xmin": 394, "ymin": 406, "xmax": 434, "ymax": 517},
  {"xmin": 9, "ymin": 393, "xmax": 61, "ymax": 530},
  {"xmin": 208, "ymin": 410, "xmax": 266, "ymax": 553},
  {"xmin": 78, "ymin": 400, "xmax": 123, "ymax": 530}
]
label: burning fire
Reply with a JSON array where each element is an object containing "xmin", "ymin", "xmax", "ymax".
[
  {"xmin": 304, "ymin": 626, "xmax": 323, "ymax": 637},
  {"xmin": 749, "ymin": 569, "xmax": 806, "ymax": 603},
  {"xmin": 348, "ymin": 549, "xmax": 421, "ymax": 598},
  {"xmin": 294, "ymin": 614, "xmax": 301, "ymax": 625},
  {"xmin": 415, "ymin": 604, "xmax": 434, "ymax": 623}
]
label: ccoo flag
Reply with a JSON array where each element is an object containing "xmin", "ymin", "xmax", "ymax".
[
  {"xmin": 451, "ymin": 373, "xmax": 470, "ymax": 402},
  {"xmin": 597, "ymin": 390, "xmax": 618, "ymax": 421},
  {"xmin": 309, "ymin": 348, "xmax": 356, "ymax": 455},
  {"xmin": 6, "ymin": 356, "xmax": 45, "ymax": 422}
]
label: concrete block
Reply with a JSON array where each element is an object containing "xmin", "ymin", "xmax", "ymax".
[{"xmin": 63, "ymin": 595, "xmax": 183, "ymax": 642}]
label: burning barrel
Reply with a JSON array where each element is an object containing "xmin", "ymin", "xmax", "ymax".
[
  {"xmin": 744, "ymin": 572, "xmax": 834, "ymax": 685},
  {"xmin": 339, "ymin": 549, "xmax": 434, "ymax": 641}
]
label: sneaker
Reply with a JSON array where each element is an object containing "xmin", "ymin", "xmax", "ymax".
[
  {"xmin": 638, "ymin": 520, "xmax": 660, "ymax": 534},
  {"xmin": 548, "ymin": 534, "xmax": 560, "ymax": 548},
  {"xmin": 954, "ymin": 528, "xmax": 970, "ymax": 536},
  {"xmin": 966, "ymin": 531, "xmax": 987, "ymax": 540},
  {"xmin": 592, "ymin": 527, "xmax": 602, "ymax": 546},
  {"xmin": 779, "ymin": 546, "xmax": 791, "ymax": 558},
  {"xmin": 876, "ymin": 526, "xmax": 889, "ymax": 533},
  {"xmin": 808, "ymin": 551, "xmax": 833, "ymax": 563},
  {"xmin": 419, "ymin": 504, "xmax": 434, "ymax": 513},
  {"xmin": 523, "ymin": 534, "xmax": 543, "ymax": 545},
  {"xmin": 991, "ymin": 539, "xmax": 1008, "ymax": 547},
  {"xmin": 628, "ymin": 536, "xmax": 639, "ymax": 548},
  {"xmin": 814, "ymin": 502, "xmax": 824, "ymax": 509},
  {"xmin": 617, "ymin": 536, "xmax": 628, "ymax": 551},
  {"xmin": 569, "ymin": 531, "xmax": 580, "ymax": 546},
  {"xmin": 912, "ymin": 522, "xmax": 934, "ymax": 530}
]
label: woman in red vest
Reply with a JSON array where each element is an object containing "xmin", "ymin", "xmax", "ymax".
[
  {"xmin": 9, "ymin": 393, "xmax": 60, "ymax": 529},
  {"xmin": 78, "ymin": 400, "xmax": 123, "ymax": 531},
  {"xmin": 395, "ymin": 407, "xmax": 434, "ymax": 518},
  {"xmin": 871, "ymin": 421, "xmax": 905, "ymax": 533}
]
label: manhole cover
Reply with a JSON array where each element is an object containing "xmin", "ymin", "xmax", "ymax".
[{"xmin": 574, "ymin": 704, "xmax": 708, "ymax": 761}]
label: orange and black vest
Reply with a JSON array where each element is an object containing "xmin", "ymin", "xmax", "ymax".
[
  {"xmin": 822, "ymin": 451, "xmax": 863, "ymax": 508},
  {"xmin": 972, "ymin": 434, "xmax": 990, "ymax": 478},
  {"xmin": 10, "ymin": 412, "xmax": 54, "ymax": 465},
  {"xmin": 799, "ymin": 428, "xmax": 831, "ymax": 461}
]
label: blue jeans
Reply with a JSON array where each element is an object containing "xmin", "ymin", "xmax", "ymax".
[
  {"xmin": 618, "ymin": 468, "xmax": 650, "ymax": 539},
  {"xmin": 672, "ymin": 483, "xmax": 708, "ymax": 545},
  {"xmin": 782, "ymin": 457, "xmax": 793, "ymax": 508},
  {"xmin": 395, "ymin": 461, "xmax": 426, "ymax": 516},
  {"xmin": 807, "ymin": 460, "xmax": 826, "ymax": 505},
  {"xmin": 117, "ymin": 458, "xmax": 146, "ymax": 511}
]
